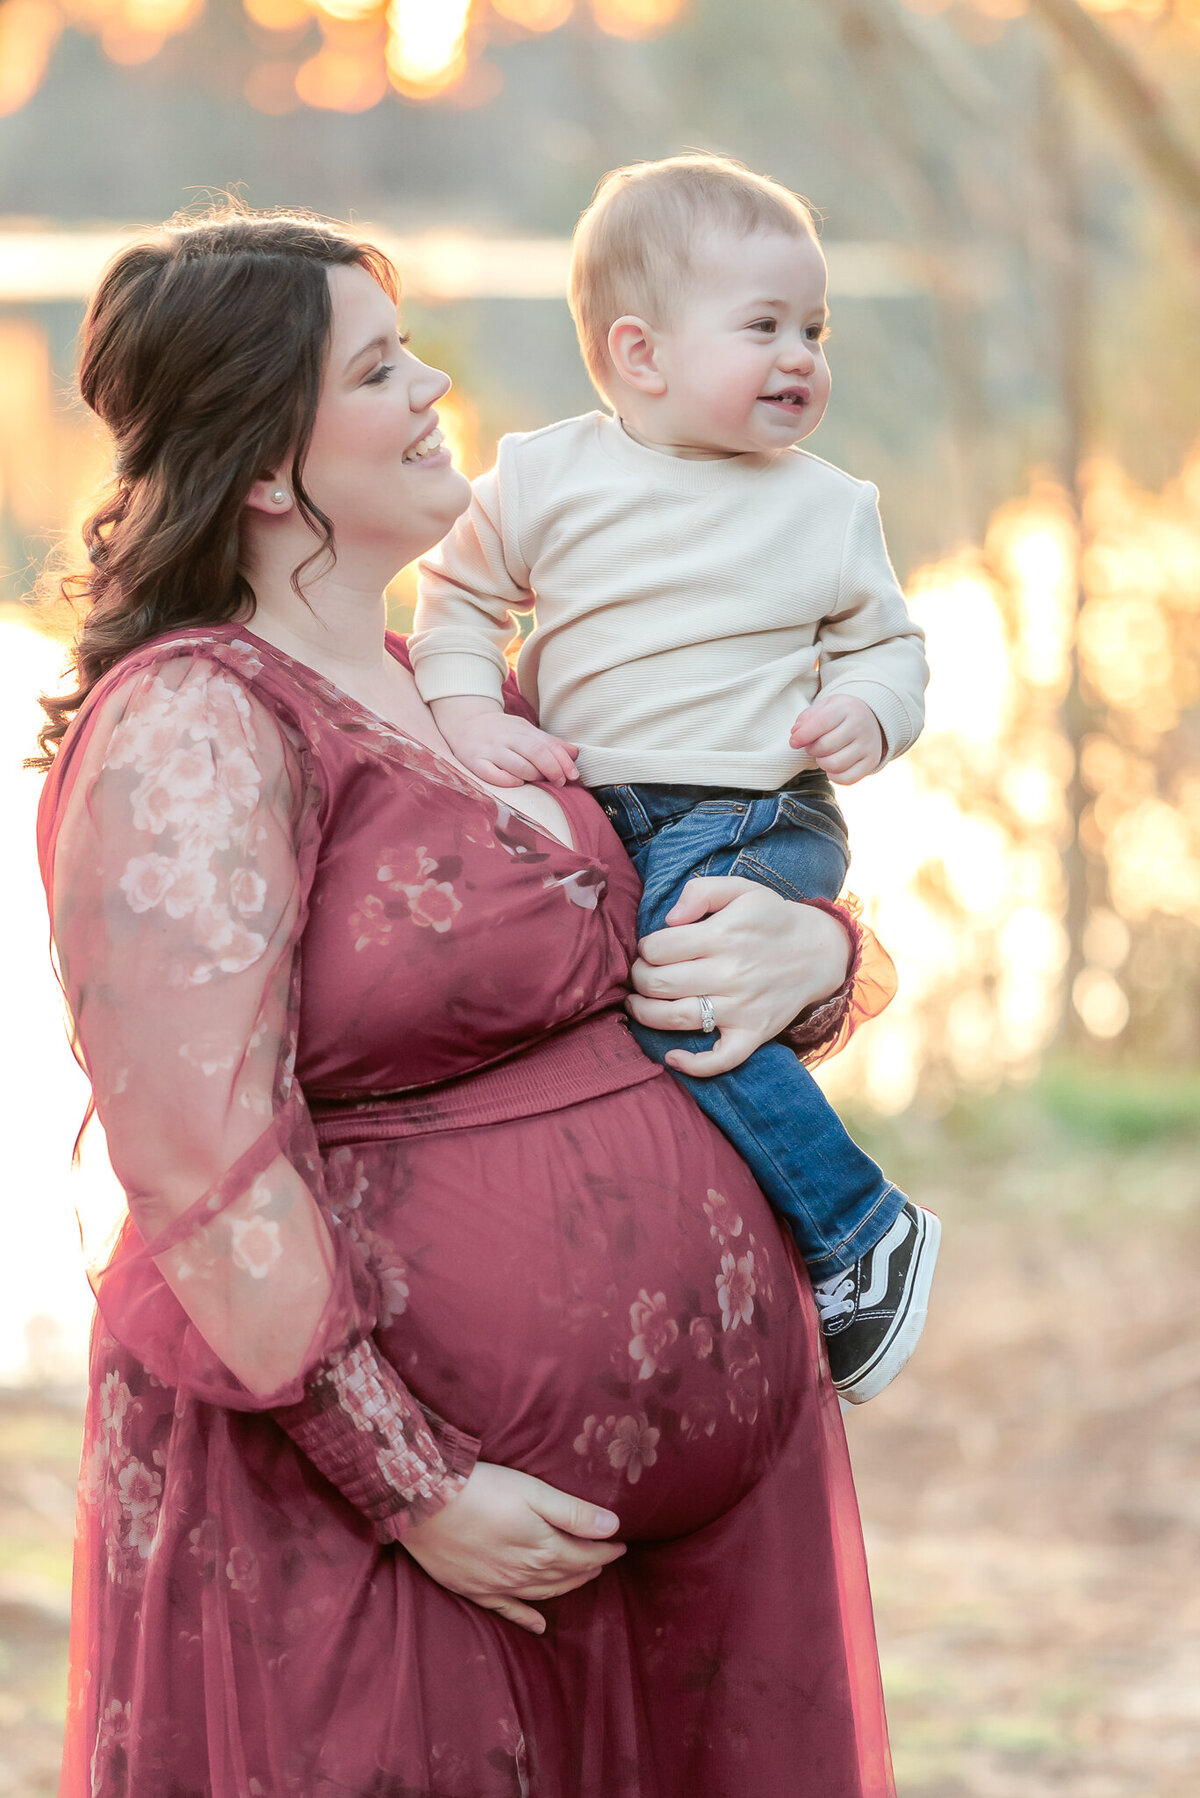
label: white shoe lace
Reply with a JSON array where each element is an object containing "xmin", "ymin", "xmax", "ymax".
[{"xmin": 812, "ymin": 1271, "xmax": 855, "ymax": 1325}]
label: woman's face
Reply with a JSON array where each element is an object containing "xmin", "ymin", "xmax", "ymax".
[{"xmin": 299, "ymin": 262, "xmax": 471, "ymax": 567}]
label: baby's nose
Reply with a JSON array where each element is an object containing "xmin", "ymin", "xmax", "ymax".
[{"xmin": 780, "ymin": 339, "xmax": 815, "ymax": 373}]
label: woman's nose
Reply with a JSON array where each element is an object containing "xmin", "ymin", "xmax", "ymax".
[{"xmin": 410, "ymin": 360, "xmax": 452, "ymax": 411}]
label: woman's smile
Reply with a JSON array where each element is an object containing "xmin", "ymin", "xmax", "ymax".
[{"xmin": 402, "ymin": 420, "xmax": 450, "ymax": 467}]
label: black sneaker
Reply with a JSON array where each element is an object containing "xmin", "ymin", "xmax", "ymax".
[{"xmin": 812, "ymin": 1202, "xmax": 941, "ymax": 1405}]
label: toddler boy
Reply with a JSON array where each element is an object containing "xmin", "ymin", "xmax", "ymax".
[{"xmin": 410, "ymin": 154, "xmax": 939, "ymax": 1403}]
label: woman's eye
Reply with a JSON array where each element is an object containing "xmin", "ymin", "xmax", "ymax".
[{"xmin": 365, "ymin": 362, "xmax": 395, "ymax": 386}]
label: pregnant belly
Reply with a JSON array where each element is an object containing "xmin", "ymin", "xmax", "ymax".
[{"xmin": 324, "ymin": 1079, "xmax": 816, "ymax": 1541}]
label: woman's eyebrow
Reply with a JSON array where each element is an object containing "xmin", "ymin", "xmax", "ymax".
[{"xmin": 345, "ymin": 333, "xmax": 392, "ymax": 372}]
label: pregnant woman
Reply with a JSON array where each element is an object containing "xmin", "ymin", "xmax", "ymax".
[{"xmin": 36, "ymin": 207, "xmax": 894, "ymax": 1796}]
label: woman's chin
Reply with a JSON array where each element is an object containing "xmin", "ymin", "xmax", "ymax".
[{"xmin": 413, "ymin": 463, "xmax": 473, "ymax": 543}]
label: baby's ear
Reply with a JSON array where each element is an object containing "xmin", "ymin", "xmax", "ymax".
[{"xmin": 607, "ymin": 317, "xmax": 667, "ymax": 396}]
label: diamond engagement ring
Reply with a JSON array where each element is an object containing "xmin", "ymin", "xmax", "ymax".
[{"xmin": 698, "ymin": 995, "xmax": 717, "ymax": 1034}]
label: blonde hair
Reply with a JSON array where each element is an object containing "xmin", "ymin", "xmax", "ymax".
[{"xmin": 568, "ymin": 153, "xmax": 820, "ymax": 402}]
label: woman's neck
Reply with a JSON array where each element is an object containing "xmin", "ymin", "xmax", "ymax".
[
  {"xmin": 241, "ymin": 531, "xmax": 396, "ymax": 682},
  {"xmin": 247, "ymin": 582, "xmax": 389, "ymax": 679}
]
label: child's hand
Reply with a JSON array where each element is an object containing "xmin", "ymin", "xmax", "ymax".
[
  {"xmin": 789, "ymin": 694, "xmax": 884, "ymax": 785},
  {"xmin": 433, "ymin": 698, "xmax": 580, "ymax": 788}
]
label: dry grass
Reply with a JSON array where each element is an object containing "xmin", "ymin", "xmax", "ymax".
[{"xmin": 2, "ymin": 1084, "xmax": 1198, "ymax": 1796}]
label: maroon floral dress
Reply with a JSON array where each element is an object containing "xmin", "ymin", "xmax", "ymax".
[{"xmin": 38, "ymin": 625, "xmax": 894, "ymax": 1798}]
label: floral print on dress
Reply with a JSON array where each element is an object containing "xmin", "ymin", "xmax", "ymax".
[
  {"xmin": 573, "ymin": 1411, "xmax": 660, "ymax": 1485},
  {"xmin": 105, "ymin": 666, "xmax": 272, "ymax": 983},
  {"xmin": 716, "ymin": 1249, "xmax": 757, "ymax": 1331},
  {"xmin": 83, "ymin": 1360, "xmax": 166, "ymax": 1590},
  {"xmin": 349, "ymin": 846, "xmax": 464, "ymax": 949},
  {"xmin": 627, "ymin": 1289, "xmax": 679, "ymax": 1380},
  {"xmin": 566, "ymin": 1185, "xmax": 783, "ymax": 1499},
  {"xmin": 703, "ymin": 1188, "xmax": 743, "ymax": 1246},
  {"xmin": 225, "ymin": 1545, "xmax": 261, "ymax": 1600},
  {"xmin": 90, "ymin": 1698, "xmax": 132, "ymax": 1796}
]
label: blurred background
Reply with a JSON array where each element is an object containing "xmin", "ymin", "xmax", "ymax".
[{"xmin": 1, "ymin": 0, "xmax": 1199, "ymax": 1791}]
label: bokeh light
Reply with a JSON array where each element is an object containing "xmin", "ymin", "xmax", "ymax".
[
  {"xmin": 3, "ymin": 0, "xmax": 1193, "ymax": 116},
  {"xmin": 0, "ymin": 0, "xmax": 697, "ymax": 113}
]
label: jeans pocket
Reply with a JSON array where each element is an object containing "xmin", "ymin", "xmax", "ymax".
[{"xmin": 778, "ymin": 791, "xmax": 850, "ymax": 858}]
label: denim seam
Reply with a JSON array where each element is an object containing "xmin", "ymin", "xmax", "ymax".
[
  {"xmin": 607, "ymin": 786, "xmax": 655, "ymax": 848},
  {"xmin": 805, "ymin": 1182, "xmax": 904, "ymax": 1281},
  {"xmin": 730, "ymin": 853, "xmax": 835, "ymax": 904},
  {"xmin": 777, "ymin": 802, "xmax": 850, "ymax": 847}
]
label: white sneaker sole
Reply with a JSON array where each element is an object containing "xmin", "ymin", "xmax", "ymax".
[{"xmin": 835, "ymin": 1205, "xmax": 942, "ymax": 1405}]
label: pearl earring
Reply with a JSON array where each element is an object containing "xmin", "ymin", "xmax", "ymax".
[{"xmin": 272, "ymin": 488, "xmax": 288, "ymax": 505}]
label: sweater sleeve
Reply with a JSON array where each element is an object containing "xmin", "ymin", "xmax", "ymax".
[
  {"xmin": 816, "ymin": 483, "xmax": 929, "ymax": 764},
  {"xmin": 410, "ymin": 458, "xmax": 535, "ymax": 706}
]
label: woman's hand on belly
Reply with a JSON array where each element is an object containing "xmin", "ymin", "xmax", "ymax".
[
  {"xmin": 626, "ymin": 875, "xmax": 851, "ymax": 1076},
  {"xmin": 402, "ymin": 1462, "xmax": 626, "ymax": 1635}
]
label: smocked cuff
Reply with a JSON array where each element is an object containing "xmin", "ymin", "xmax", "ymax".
[
  {"xmin": 273, "ymin": 1337, "xmax": 480, "ymax": 1543},
  {"xmin": 779, "ymin": 894, "xmax": 898, "ymax": 1066}
]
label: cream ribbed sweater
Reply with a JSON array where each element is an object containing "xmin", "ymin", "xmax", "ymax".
[{"xmin": 411, "ymin": 411, "xmax": 927, "ymax": 790}]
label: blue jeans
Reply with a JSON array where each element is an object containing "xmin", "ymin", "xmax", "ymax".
[{"xmin": 593, "ymin": 773, "xmax": 905, "ymax": 1280}]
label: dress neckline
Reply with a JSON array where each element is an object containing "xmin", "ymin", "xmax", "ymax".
[{"xmin": 231, "ymin": 623, "xmax": 582, "ymax": 858}]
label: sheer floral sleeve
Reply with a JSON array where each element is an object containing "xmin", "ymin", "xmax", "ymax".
[
  {"xmin": 40, "ymin": 653, "xmax": 477, "ymax": 1539},
  {"xmin": 781, "ymin": 895, "xmax": 899, "ymax": 1066}
]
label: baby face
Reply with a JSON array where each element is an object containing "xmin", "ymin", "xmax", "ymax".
[{"xmin": 641, "ymin": 228, "xmax": 831, "ymax": 458}]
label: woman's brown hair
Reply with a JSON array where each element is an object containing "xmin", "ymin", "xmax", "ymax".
[{"xmin": 29, "ymin": 202, "xmax": 399, "ymax": 769}]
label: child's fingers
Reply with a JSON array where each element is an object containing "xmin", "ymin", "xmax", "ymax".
[
  {"xmin": 472, "ymin": 760, "xmax": 528, "ymax": 787},
  {"xmin": 523, "ymin": 742, "xmax": 572, "ymax": 785},
  {"xmin": 551, "ymin": 740, "xmax": 581, "ymax": 782},
  {"xmin": 536, "ymin": 738, "xmax": 581, "ymax": 785},
  {"xmin": 815, "ymin": 733, "xmax": 878, "ymax": 776},
  {"xmin": 788, "ymin": 701, "xmax": 840, "ymax": 747},
  {"xmin": 484, "ymin": 747, "xmax": 548, "ymax": 784},
  {"xmin": 813, "ymin": 741, "xmax": 861, "ymax": 773},
  {"xmin": 792, "ymin": 716, "xmax": 857, "ymax": 754},
  {"xmin": 826, "ymin": 753, "xmax": 877, "ymax": 787}
]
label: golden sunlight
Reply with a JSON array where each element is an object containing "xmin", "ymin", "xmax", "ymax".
[
  {"xmin": 4, "ymin": 0, "xmax": 695, "ymax": 112},
  {"xmin": 0, "ymin": 615, "xmax": 121, "ymax": 1386},
  {"xmin": 490, "ymin": 0, "xmax": 573, "ymax": 29},
  {"xmin": 7, "ymin": 0, "xmax": 1199, "ymax": 116},
  {"xmin": 0, "ymin": 0, "xmax": 64, "ymax": 117},
  {"xmin": 588, "ymin": 0, "xmax": 686, "ymax": 36},
  {"xmin": 385, "ymin": 0, "xmax": 472, "ymax": 97}
]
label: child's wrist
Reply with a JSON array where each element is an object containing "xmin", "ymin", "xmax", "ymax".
[{"xmin": 429, "ymin": 694, "xmax": 503, "ymax": 727}]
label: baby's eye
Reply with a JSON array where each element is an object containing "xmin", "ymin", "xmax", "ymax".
[
  {"xmin": 806, "ymin": 323, "xmax": 831, "ymax": 343},
  {"xmin": 749, "ymin": 318, "xmax": 777, "ymax": 334}
]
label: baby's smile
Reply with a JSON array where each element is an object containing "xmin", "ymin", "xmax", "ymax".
[{"xmin": 759, "ymin": 387, "xmax": 811, "ymax": 414}]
